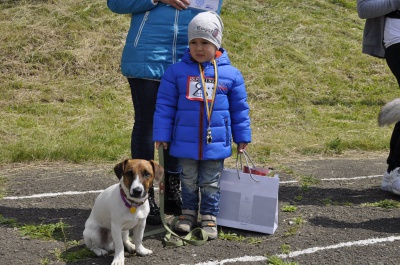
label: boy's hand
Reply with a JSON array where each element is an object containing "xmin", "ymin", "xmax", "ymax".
[
  {"xmin": 155, "ymin": 141, "xmax": 169, "ymax": 149},
  {"xmin": 237, "ymin": 143, "xmax": 248, "ymax": 154}
]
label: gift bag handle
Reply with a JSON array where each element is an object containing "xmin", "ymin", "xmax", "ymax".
[{"xmin": 235, "ymin": 149, "xmax": 260, "ymax": 182}]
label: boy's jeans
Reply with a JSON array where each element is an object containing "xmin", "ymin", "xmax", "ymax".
[{"xmin": 178, "ymin": 158, "xmax": 224, "ymax": 216}]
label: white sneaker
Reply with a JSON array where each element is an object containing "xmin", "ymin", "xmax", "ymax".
[
  {"xmin": 381, "ymin": 168, "xmax": 400, "ymax": 195},
  {"xmin": 381, "ymin": 171, "xmax": 391, "ymax": 191}
]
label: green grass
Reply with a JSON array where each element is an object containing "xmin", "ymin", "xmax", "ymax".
[
  {"xmin": 0, "ymin": 215, "xmax": 94, "ymax": 262},
  {"xmin": 0, "ymin": 0, "xmax": 395, "ymax": 166},
  {"xmin": 0, "ymin": 214, "xmax": 18, "ymax": 227},
  {"xmin": 55, "ymin": 243, "xmax": 95, "ymax": 263},
  {"xmin": 284, "ymin": 216, "xmax": 305, "ymax": 236},
  {"xmin": 267, "ymin": 255, "xmax": 299, "ymax": 265},
  {"xmin": 362, "ymin": 199, "xmax": 400, "ymax": 209},
  {"xmin": 218, "ymin": 229, "xmax": 246, "ymax": 241},
  {"xmin": 19, "ymin": 220, "xmax": 69, "ymax": 240},
  {"xmin": 218, "ymin": 229, "xmax": 265, "ymax": 245},
  {"xmin": 281, "ymin": 204, "xmax": 297, "ymax": 212}
]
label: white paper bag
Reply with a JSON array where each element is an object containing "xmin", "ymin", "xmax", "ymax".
[{"xmin": 217, "ymin": 169, "xmax": 279, "ymax": 234}]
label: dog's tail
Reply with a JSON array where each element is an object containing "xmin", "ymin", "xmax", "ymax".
[{"xmin": 378, "ymin": 98, "xmax": 400, "ymax": 126}]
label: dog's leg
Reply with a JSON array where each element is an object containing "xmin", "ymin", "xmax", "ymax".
[
  {"xmin": 111, "ymin": 223, "xmax": 125, "ymax": 265},
  {"xmin": 84, "ymin": 234, "xmax": 109, "ymax": 257},
  {"xmin": 83, "ymin": 224, "xmax": 109, "ymax": 257},
  {"xmin": 132, "ymin": 220, "xmax": 153, "ymax": 256},
  {"xmin": 90, "ymin": 246, "xmax": 109, "ymax": 257},
  {"xmin": 122, "ymin": 230, "xmax": 135, "ymax": 253}
]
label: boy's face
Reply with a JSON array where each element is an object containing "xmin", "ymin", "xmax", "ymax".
[{"xmin": 189, "ymin": 38, "xmax": 218, "ymax": 63}]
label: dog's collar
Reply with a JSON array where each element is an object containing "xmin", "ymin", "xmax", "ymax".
[{"xmin": 119, "ymin": 187, "xmax": 146, "ymax": 214}]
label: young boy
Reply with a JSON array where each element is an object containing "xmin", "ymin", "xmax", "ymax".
[{"xmin": 153, "ymin": 11, "xmax": 251, "ymax": 240}]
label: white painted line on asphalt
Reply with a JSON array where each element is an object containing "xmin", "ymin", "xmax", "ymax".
[
  {"xmin": 185, "ymin": 255, "xmax": 267, "ymax": 265},
  {"xmin": 276, "ymin": 235, "xmax": 400, "ymax": 258},
  {"xmin": 3, "ymin": 190, "xmax": 104, "ymax": 200},
  {"xmin": 321, "ymin": 174, "xmax": 381, "ymax": 181},
  {"xmin": 185, "ymin": 235, "xmax": 400, "ymax": 265},
  {"xmin": 3, "ymin": 174, "xmax": 382, "ymax": 200},
  {"xmin": 276, "ymin": 174, "xmax": 381, "ymax": 184}
]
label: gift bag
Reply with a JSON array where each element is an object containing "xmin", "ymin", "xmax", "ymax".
[{"xmin": 217, "ymin": 151, "xmax": 279, "ymax": 234}]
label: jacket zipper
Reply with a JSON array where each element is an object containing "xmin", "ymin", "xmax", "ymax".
[
  {"xmin": 173, "ymin": 117, "xmax": 179, "ymax": 144},
  {"xmin": 134, "ymin": 11, "xmax": 149, "ymax": 47},
  {"xmin": 173, "ymin": 10, "xmax": 179, "ymax": 64},
  {"xmin": 225, "ymin": 118, "xmax": 229, "ymax": 146},
  {"xmin": 199, "ymin": 101, "xmax": 204, "ymax": 160}
]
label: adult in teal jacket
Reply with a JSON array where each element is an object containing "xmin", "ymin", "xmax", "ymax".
[{"xmin": 107, "ymin": 0, "xmax": 223, "ymax": 225}]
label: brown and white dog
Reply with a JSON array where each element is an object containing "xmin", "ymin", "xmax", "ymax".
[{"xmin": 83, "ymin": 159, "xmax": 163, "ymax": 265}]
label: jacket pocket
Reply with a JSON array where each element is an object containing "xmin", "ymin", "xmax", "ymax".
[{"xmin": 134, "ymin": 11, "xmax": 150, "ymax": 47}]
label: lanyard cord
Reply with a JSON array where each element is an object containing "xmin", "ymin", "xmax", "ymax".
[{"xmin": 198, "ymin": 59, "xmax": 218, "ymax": 127}]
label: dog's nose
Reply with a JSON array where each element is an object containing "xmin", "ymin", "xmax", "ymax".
[{"xmin": 131, "ymin": 187, "xmax": 143, "ymax": 198}]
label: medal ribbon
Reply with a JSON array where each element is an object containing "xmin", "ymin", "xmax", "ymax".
[{"xmin": 198, "ymin": 59, "xmax": 218, "ymax": 128}]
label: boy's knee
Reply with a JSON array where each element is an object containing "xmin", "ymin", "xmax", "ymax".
[{"xmin": 200, "ymin": 182, "xmax": 219, "ymax": 195}]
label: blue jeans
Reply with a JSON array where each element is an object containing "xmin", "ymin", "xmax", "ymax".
[
  {"xmin": 128, "ymin": 78, "xmax": 180, "ymax": 173},
  {"xmin": 178, "ymin": 158, "xmax": 224, "ymax": 216}
]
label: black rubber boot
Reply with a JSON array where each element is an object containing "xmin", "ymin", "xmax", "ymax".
[
  {"xmin": 164, "ymin": 173, "xmax": 182, "ymax": 216},
  {"xmin": 146, "ymin": 186, "xmax": 162, "ymax": 225}
]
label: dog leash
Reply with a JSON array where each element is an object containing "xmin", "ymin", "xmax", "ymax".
[
  {"xmin": 142, "ymin": 166, "xmax": 169, "ymax": 238},
  {"xmin": 142, "ymin": 146, "xmax": 167, "ymax": 238},
  {"xmin": 143, "ymin": 146, "xmax": 208, "ymax": 246}
]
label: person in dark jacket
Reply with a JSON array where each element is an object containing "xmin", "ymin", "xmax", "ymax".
[
  {"xmin": 153, "ymin": 12, "xmax": 251, "ymax": 239},
  {"xmin": 107, "ymin": 0, "xmax": 223, "ymax": 224},
  {"xmin": 357, "ymin": 0, "xmax": 400, "ymax": 195}
]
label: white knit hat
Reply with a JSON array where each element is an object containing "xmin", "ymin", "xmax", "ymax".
[{"xmin": 188, "ymin": 11, "xmax": 224, "ymax": 49}]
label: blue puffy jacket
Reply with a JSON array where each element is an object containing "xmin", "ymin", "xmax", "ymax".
[
  {"xmin": 107, "ymin": 0, "xmax": 223, "ymax": 80},
  {"xmin": 153, "ymin": 48, "xmax": 251, "ymax": 160}
]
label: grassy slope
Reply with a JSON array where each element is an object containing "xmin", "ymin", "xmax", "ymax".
[{"xmin": 0, "ymin": 0, "xmax": 395, "ymax": 165}]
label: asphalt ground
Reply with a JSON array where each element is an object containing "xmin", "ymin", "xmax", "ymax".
[{"xmin": 1, "ymin": 153, "xmax": 399, "ymax": 265}]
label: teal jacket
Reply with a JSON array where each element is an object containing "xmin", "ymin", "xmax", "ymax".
[{"xmin": 107, "ymin": 0, "xmax": 223, "ymax": 80}]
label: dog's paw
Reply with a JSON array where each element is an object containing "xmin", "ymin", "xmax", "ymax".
[
  {"xmin": 136, "ymin": 246, "xmax": 153, "ymax": 256},
  {"xmin": 111, "ymin": 255, "xmax": 125, "ymax": 265},
  {"xmin": 91, "ymin": 247, "xmax": 108, "ymax": 257},
  {"xmin": 111, "ymin": 259, "xmax": 124, "ymax": 265},
  {"xmin": 124, "ymin": 241, "xmax": 135, "ymax": 253}
]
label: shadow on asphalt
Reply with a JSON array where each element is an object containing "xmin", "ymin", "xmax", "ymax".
[{"xmin": 309, "ymin": 216, "xmax": 400, "ymax": 233}]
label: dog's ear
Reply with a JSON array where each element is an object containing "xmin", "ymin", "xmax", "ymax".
[
  {"xmin": 114, "ymin": 159, "xmax": 129, "ymax": 180},
  {"xmin": 150, "ymin": 160, "xmax": 164, "ymax": 182}
]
